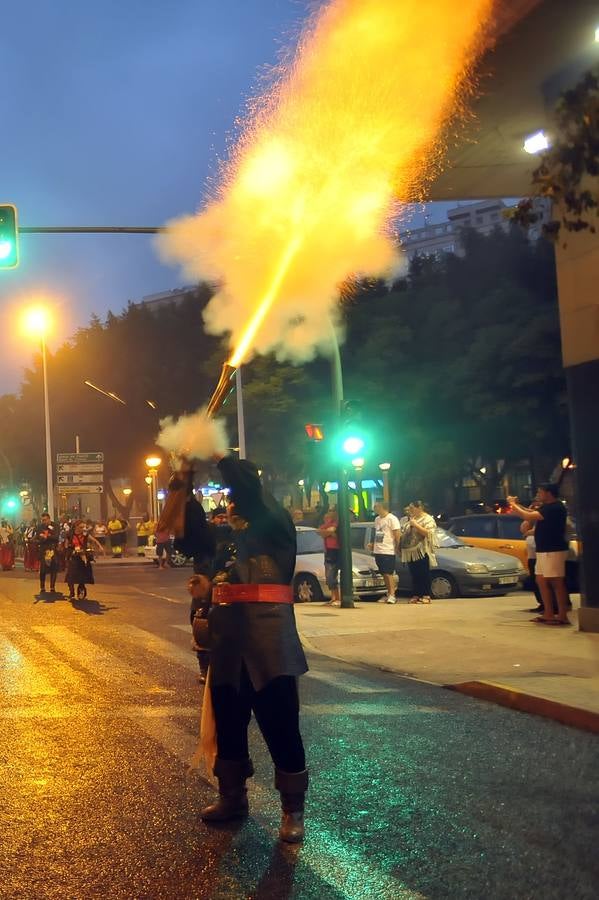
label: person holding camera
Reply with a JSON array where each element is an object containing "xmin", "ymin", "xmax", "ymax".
[{"xmin": 508, "ymin": 484, "xmax": 570, "ymax": 626}]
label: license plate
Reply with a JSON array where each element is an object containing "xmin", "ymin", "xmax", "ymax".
[
  {"xmin": 362, "ymin": 579, "xmax": 375, "ymax": 587},
  {"xmin": 498, "ymin": 576, "xmax": 518, "ymax": 585}
]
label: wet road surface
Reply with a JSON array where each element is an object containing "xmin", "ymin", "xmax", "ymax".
[{"xmin": 0, "ymin": 565, "xmax": 598, "ymax": 899}]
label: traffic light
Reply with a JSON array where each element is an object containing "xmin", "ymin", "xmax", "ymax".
[
  {"xmin": 1, "ymin": 495, "xmax": 19, "ymax": 515},
  {"xmin": 336, "ymin": 399, "xmax": 369, "ymax": 462},
  {"xmin": 0, "ymin": 204, "xmax": 18, "ymax": 269},
  {"xmin": 305, "ymin": 423, "xmax": 324, "ymax": 441}
]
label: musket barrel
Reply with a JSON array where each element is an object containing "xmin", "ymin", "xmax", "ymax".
[{"xmin": 205, "ymin": 363, "xmax": 236, "ymax": 418}]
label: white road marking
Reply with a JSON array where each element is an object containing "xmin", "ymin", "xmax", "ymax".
[
  {"xmin": 0, "ymin": 704, "xmax": 200, "ymax": 719},
  {"xmin": 0, "ymin": 635, "xmax": 59, "ymax": 697},
  {"xmin": 117, "ymin": 623, "xmax": 200, "ymax": 674},
  {"xmin": 305, "ymin": 668, "xmax": 396, "ymax": 694},
  {"xmin": 303, "ymin": 702, "xmax": 448, "ymax": 716},
  {"xmin": 131, "ymin": 587, "xmax": 185, "ymax": 605},
  {"xmin": 32, "ymin": 625, "xmax": 158, "ymax": 695},
  {"xmin": 126, "ymin": 708, "xmax": 201, "ymax": 769}
]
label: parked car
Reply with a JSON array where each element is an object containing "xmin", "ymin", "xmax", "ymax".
[
  {"xmin": 294, "ymin": 526, "xmax": 386, "ymax": 602},
  {"xmin": 142, "ymin": 526, "xmax": 387, "ymax": 601},
  {"xmin": 447, "ymin": 513, "xmax": 580, "ymax": 590},
  {"xmin": 142, "ymin": 542, "xmax": 191, "ymax": 568},
  {"xmin": 350, "ymin": 522, "xmax": 526, "ymax": 599}
]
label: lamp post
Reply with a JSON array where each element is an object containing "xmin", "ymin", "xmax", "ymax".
[
  {"xmin": 328, "ymin": 321, "xmax": 355, "ymax": 609},
  {"xmin": 145, "ymin": 456, "xmax": 161, "ymax": 522},
  {"xmin": 22, "ymin": 306, "xmax": 54, "ymax": 519},
  {"xmin": 379, "ymin": 462, "xmax": 391, "ymax": 507},
  {"xmin": 144, "ymin": 476, "xmax": 153, "ymax": 519}
]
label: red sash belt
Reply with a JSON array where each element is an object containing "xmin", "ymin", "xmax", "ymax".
[{"xmin": 212, "ymin": 583, "xmax": 294, "ymax": 605}]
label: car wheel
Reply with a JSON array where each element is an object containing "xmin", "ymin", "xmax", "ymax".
[
  {"xmin": 430, "ymin": 571, "xmax": 458, "ymax": 599},
  {"xmin": 293, "ymin": 573, "xmax": 324, "ymax": 603},
  {"xmin": 170, "ymin": 551, "xmax": 188, "ymax": 568}
]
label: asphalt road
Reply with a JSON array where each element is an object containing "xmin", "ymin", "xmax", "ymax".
[{"xmin": 0, "ymin": 564, "xmax": 597, "ymax": 900}]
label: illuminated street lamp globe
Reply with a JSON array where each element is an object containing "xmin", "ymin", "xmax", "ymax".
[
  {"xmin": 145, "ymin": 456, "xmax": 161, "ymax": 469},
  {"xmin": 21, "ymin": 305, "xmax": 53, "ymax": 339}
]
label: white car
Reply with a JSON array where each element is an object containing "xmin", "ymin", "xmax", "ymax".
[
  {"xmin": 141, "ymin": 540, "xmax": 190, "ymax": 568},
  {"xmin": 142, "ymin": 525, "xmax": 387, "ymax": 601},
  {"xmin": 293, "ymin": 526, "xmax": 386, "ymax": 602}
]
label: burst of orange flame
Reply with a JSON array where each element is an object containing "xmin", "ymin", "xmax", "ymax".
[{"xmin": 159, "ymin": 0, "xmax": 493, "ymax": 366}]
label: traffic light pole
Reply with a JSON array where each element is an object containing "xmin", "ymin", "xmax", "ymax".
[
  {"xmin": 329, "ymin": 323, "xmax": 355, "ymax": 609},
  {"xmin": 18, "ymin": 226, "xmax": 165, "ymax": 234}
]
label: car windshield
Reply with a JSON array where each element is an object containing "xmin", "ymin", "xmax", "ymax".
[
  {"xmin": 435, "ymin": 528, "xmax": 466, "ymax": 549},
  {"xmin": 296, "ymin": 529, "xmax": 325, "ymax": 554}
]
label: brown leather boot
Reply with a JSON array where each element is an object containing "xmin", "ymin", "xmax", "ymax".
[
  {"xmin": 200, "ymin": 757, "xmax": 254, "ymax": 822},
  {"xmin": 275, "ymin": 768, "xmax": 309, "ymax": 843}
]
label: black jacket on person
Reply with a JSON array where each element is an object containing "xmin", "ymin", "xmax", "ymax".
[
  {"xmin": 208, "ymin": 456, "xmax": 307, "ymax": 691},
  {"xmin": 171, "ymin": 468, "xmax": 216, "ymax": 572}
]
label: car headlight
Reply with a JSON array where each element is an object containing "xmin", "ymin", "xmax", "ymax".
[{"xmin": 465, "ymin": 563, "xmax": 490, "ymax": 574}]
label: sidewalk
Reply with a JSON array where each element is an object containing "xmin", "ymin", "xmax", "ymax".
[
  {"xmin": 94, "ymin": 555, "xmax": 150, "ymax": 566},
  {"xmin": 294, "ymin": 593, "xmax": 599, "ymax": 734}
]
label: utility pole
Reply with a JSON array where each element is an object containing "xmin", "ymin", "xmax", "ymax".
[{"xmin": 328, "ymin": 322, "xmax": 355, "ymax": 609}]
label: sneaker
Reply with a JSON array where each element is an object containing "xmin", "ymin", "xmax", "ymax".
[
  {"xmin": 386, "ymin": 596, "xmax": 397, "ymax": 604},
  {"xmin": 377, "ymin": 596, "xmax": 387, "ymax": 603}
]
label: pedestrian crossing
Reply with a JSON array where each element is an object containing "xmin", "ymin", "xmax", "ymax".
[
  {"xmin": 0, "ymin": 619, "xmax": 417, "ymax": 714},
  {"xmin": 0, "ymin": 618, "xmax": 425, "ymax": 900}
]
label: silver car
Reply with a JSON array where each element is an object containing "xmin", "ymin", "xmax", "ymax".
[
  {"xmin": 294, "ymin": 526, "xmax": 386, "ymax": 602},
  {"xmin": 350, "ymin": 522, "xmax": 526, "ymax": 599}
]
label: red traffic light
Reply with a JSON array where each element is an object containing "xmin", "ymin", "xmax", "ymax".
[{"xmin": 305, "ymin": 424, "xmax": 324, "ymax": 441}]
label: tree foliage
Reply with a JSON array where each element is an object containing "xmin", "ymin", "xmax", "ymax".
[
  {"xmin": 0, "ymin": 227, "xmax": 568, "ymax": 512},
  {"xmin": 508, "ymin": 67, "xmax": 599, "ymax": 240}
]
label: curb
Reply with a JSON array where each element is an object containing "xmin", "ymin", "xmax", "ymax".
[
  {"xmin": 297, "ymin": 628, "xmax": 599, "ymax": 737},
  {"xmin": 446, "ymin": 680, "xmax": 599, "ymax": 736}
]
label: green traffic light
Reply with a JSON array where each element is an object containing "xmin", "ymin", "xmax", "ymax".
[
  {"xmin": 1, "ymin": 495, "xmax": 19, "ymax": 514},
  {"xmin": 0, "ymin": 204, "xmax": 19, "ymax": 269},
  {"xmin": 0, "ymin": 240, "xmax": 14, "ymax": 260},
  {"xmin": 342, "ymin": 436, "xmax": 364, "ymax": 455}
]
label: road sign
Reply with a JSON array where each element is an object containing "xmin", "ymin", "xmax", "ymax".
[
  {"xmin": 59, "ymin": 485, "xmax": 104, "ymax": 494},
  {"xmin": 57, "ymin": 474, "xmax": 104, "ymax": 485},
  {"xmin": 57, "ymin": 463, "xmax": 104, "ymax": 474},
  {"xmin": 56, "ymin": 452, "xmax": 104, "ymax": 464}
]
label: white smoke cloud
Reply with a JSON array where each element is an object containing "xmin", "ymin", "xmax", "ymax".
[{"xmin": 157, "ymin": 407, "xmax": 229, "ymax": 461}]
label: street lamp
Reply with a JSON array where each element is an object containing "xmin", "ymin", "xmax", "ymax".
[
  {"xmin": 378, "ymin": 462, "xmax": 391, "ymax": 507},
  {"xmin": 22, "ymin": 306, "xmax": 54, "ymax": 519},
  {"xmin": 145, "ymin": 456, "xmax": 161, "ymax": 522},
  {"xmin": 144, "ymin": 475, "xmax": 153, "ymax": 518}
]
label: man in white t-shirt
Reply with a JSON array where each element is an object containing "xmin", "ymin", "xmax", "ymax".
[{"xmin": 369, "ymin": 501, "xmax": 401, "ymax": 604}]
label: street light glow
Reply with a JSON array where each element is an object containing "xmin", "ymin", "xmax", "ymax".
[
  {"xmin": 22, "ymin": 305, "xmax": 53, "ymax": 339},
  {"xmin": 342, "ymin": 436, "xmax": 364, "ymax": 455},
  {"xmin": 0, "ymin": 240, "xmax": 13, "ymax": 260},
  {"xmin": 378, "ymin": 462, "xmax": 391, "ymax": 471},
  {"xmin": 523, "ymin": 130, "xmax": 549, "ymax": 154},
  {"xmin": 145, "ymin": 456, "xmax": 161, "ymax": 468}
]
